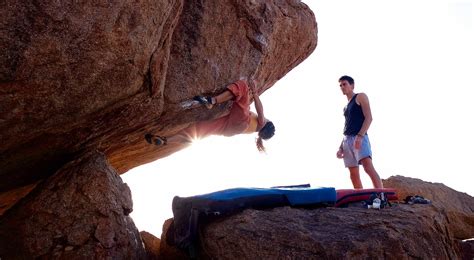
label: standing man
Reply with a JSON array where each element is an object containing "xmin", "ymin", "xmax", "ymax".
[{"xmin": 336, "ymin": 75, "xmax": 383, "ymax": 189}]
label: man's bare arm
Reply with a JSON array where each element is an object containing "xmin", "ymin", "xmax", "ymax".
[
  {"xmin": 356, "ymin": 93, "xmax": 373, "ymax": 136},
  {"xmin": 249, "ymin": 79, "xmax": 266, "ymax": 128}
]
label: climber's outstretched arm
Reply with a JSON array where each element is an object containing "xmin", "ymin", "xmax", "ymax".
[{"xmin": 249, "ymin": 78, "xmax": 266, "ymax": 129}]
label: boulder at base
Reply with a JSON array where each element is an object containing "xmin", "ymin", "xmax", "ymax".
[
  {"xmin": 159, "ymin": 176, "xmax": 473, "ymax": 259},
  {"xmin": 0, "ymin": 151, "xmax": 145, "ymax": 259}
]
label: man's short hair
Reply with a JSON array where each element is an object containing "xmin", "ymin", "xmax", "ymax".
[{"xmin": 339, "ymin": 75, "xmax": 354, "ymax": 85}]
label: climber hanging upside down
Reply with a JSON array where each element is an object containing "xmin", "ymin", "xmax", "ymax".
[{"xmin": 145, "ymin": 77, "xmax": 275, "ymax": 152}]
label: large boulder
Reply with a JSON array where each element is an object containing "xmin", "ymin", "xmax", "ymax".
[
  {"xmin": 0, "ymin": 151, "xmax": 145, "ymax": 259},
  {"xmin": 107, "ymin": 0, "xmax": 318, "ymax": 174},
  {"xmin": 0, "ymin": 0, "xmax": 317, "ymax": 214},
  {"xmin": 0, "ymin": 0, "xmax": 317, "ymax": 257}
]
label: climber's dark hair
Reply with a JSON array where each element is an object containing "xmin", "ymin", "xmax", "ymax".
[
  {"xmin": 258, "ymin": 121, "xmax": 275, "ymax": 140},
  {"xmin": 256, "ymin": 121, "xmax": 275, "ymax": 153}
]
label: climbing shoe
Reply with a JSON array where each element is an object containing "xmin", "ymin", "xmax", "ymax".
[
  {"xmin": 193, "ymin": 96, "xmax": 214, "ymax": 109},
  {"xmin": 145, "ymin": 133, "xmax": 153, "ymax": 144},
  {"xmin": 145, "ymin": 134, "xmax": 167, "ymax": 146}
]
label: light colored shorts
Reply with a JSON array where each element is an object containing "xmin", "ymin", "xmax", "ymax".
[{"xmin": 342, "ymin": 135, "xmax": 372, "ymax": 168}]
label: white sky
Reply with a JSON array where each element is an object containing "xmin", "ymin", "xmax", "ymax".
[{"xmin": 122, "ymin": 0, "xmax": 474, "ymax": 237}]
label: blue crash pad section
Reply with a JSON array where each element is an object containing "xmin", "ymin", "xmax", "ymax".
[
  {"xmin": 279, "ymin": 187, "xmax": 336, "ymax": 206},
  {"xmin": 169, "ymin": 186, "xmax": 336, "ymax": 251},
  {"xmin": 200, "ymin": 187, "xmax": 336, "ymax": 206}
]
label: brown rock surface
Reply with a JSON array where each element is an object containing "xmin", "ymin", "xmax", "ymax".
[
  {"xmin": 199, "ymin": 205, "xmax": 460, "ymax": 259},
  {"xmin": 160, "ymin": 218, "xmax": 189, "ymax": 260},
  {"xmin": 0, "ymin": 0, "xmax": 183, "ymax": 191},
  {"xmin": 141, "ymin": 231, "xmax": 161, "ymax": 260},
  {"xmin": 0, "ymin": 151, "xmax": 145, "ymax": 259},
  {"xmin": 383, "ymin": 175, "xmax": 474, "ymax": 239},
  {"xmin": 0, "ymin": 0, "xmax": 317, "ymax": 197}
]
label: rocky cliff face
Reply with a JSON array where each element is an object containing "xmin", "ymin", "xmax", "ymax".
[{"xmin": 0, "ymin": 0, "xmax": 317, "ymax": 257}]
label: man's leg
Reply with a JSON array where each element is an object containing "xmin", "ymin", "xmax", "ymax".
[
  {"xmin": 197, "ymin": 81, "xmax": 248, "ymax": 109},
  {"xmin": 343, "ymin": 136, "xmax": 363, "ymax": 189},
  {"xmin": 196, "ymin": 87, "xmax": 236, "ymax": 109},
  {"xmin": 213, "ymin": 89, "xmax": 235, "ymax": 104},
  {"xmin": 166, "ymin": 130, "xmax": 194, "ymax": 144},
  {"xmin": 360, "ymin": 157, "xmax": 383, "ymax": 188},
  {"xmin": 146, "ymin": 124, "xmax": 197, "ymax": 146},
  {"xmin": 348, "ymin": 166, "xmax": 363, "ymax": 189}
]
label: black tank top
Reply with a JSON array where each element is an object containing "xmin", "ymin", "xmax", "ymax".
[{"xmin": 343, "ymin": 94, "xmax": 365, "ymax": 136}]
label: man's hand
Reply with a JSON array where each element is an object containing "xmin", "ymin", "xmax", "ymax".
[
  {"xmin": 248, "ymin": 78, "xmax": 258, "ymax": 96},
  {"xmin": 354, "ymin": 135, "xmax": 362, "ymax": 150},
  {"xmin": 336, "ymin": 149, "xmax": 344, "ymax": 159}
]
